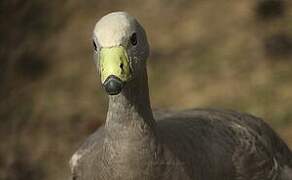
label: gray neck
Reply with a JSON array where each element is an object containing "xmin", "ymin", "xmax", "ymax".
[
  {"xmin": 101, "ymin": 68, "xmax": 158, "ymax": 178},
  {"xmin": 104, "ymin": 67, "xmax": 156, "ymax": 139},
  {"xmin": 102, "ymin": 67, "xmax": 157, "ymax": 177}
]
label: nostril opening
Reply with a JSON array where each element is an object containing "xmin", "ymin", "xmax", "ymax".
[{"xmin": 120, "ymin": 63, "xmax": 124, "ymax": 70}]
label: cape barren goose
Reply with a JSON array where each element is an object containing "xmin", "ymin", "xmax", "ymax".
[{"xmin": 70, "ymin": 12, "xmax": 292, "ymax": 180}]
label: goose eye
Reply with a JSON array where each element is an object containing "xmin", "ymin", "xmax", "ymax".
[
  {"xmin": 93, "ymin": 40, "xmax": 97, "ymax": 51},
  {"xmin": 130, "ymin": 33, "xmax": 137, "ymax": 46}
]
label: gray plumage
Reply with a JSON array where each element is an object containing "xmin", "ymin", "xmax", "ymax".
[{"xmin": 70, "ymin": 12, "xmax": 292, "ymax": 180}]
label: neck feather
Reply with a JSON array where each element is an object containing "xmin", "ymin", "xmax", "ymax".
[
  {"xmin": 105, "ymin": 67, "xmax": 155, "ymax": 137},
  {"xmin": 101, "ymin": 68, "xmax": 158, "ymax": 177}
]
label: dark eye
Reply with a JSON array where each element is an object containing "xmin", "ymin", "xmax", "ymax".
[
  {"xmin": 93, "ymin": 40, "xmax": 97, "ymax": 51},
  {"xmin": 130, "ymin": 33, "xmax": 137, "ymax": 46}
]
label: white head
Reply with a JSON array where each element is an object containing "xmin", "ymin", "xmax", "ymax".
[{"xmin": 92, "ymin": 12, "xmax": 149, "ymax": 95}]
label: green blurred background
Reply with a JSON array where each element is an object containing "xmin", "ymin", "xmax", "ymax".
[{"xmin": 1, "ymin": 0, "xmax": 292, "ymax": 179}]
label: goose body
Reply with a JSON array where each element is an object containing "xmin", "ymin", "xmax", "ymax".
[{"xmin": 70, "ymin": 12, "xmax": 292, "ymax": 180}]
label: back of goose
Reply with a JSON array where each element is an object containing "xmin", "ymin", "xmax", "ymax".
[{"xmin": 154, "ymin": 108, "xmax": 292, "ymax": 180}]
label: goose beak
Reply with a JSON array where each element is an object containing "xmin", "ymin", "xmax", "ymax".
[{"xmin": 99, "ymin": 46, "xmax": 132, "ymax": 95}]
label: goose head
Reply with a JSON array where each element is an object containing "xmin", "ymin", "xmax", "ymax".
[{"xmin": 93, "ymin": 12, "xmax": 149, "ymax": 95}]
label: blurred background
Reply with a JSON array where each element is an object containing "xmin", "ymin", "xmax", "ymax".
[{"xmin": 0, "ymin": 0, "xmax": 292, "ymax": 179}]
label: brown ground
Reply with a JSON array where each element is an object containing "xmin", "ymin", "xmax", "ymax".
[{"xmin": 0, "ymin": 0, "xmax": 291, "ymax": 180}]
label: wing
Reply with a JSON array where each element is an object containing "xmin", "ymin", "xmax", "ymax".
[
  {"xmin": 69, "ymin": 126, "xmax": 105, "ymax": 180},
  {"xmin": 155, "ymin": 108, "xmax": 291, "ymax": 180}
]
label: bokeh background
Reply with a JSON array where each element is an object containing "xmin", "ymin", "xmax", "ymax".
[{"xmin": 1, "ymin": 0, "xmax": 292, "ymax": 179}]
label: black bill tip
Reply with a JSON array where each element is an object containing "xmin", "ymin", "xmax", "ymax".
[{"xmin": 103, "ymin": 75, "xmax": 124, "ymax": 95}]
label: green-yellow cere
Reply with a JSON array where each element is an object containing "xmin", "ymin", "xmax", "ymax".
[{"xmin": 99, "ymin": 46, "xmax": 132, "ymax": 83}]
